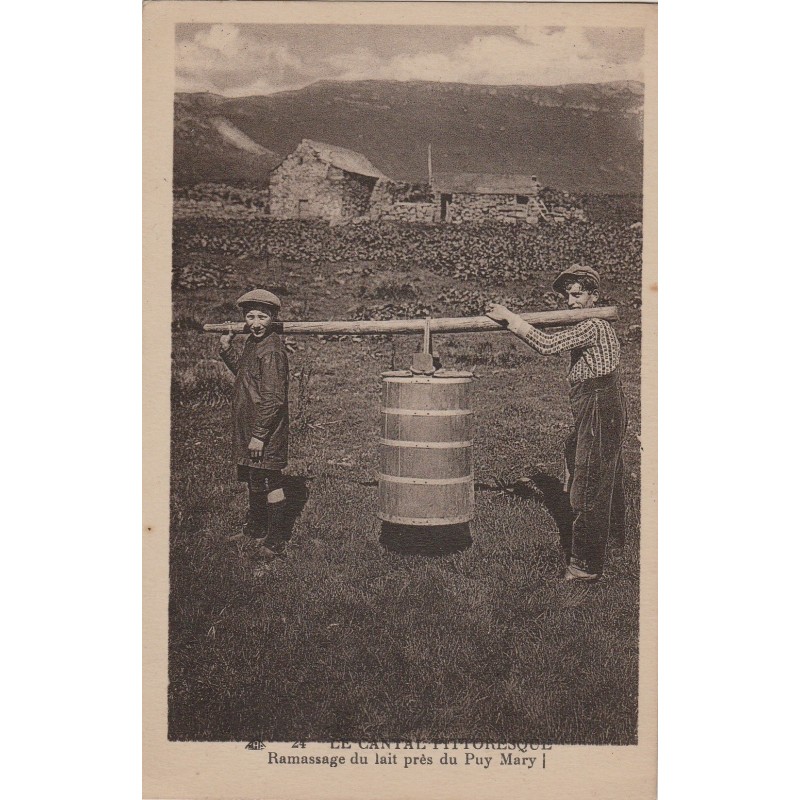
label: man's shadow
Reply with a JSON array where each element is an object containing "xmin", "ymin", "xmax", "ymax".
[
  {"xmin": 475, "ymin": 471, "xmax": 574, "ymax": 558},
  {"xmin": 528, "ymin": 472, "xmax": 574, "ymax": 558}
]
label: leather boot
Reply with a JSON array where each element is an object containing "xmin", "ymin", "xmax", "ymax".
[
  {"xmin": 244, "ymin": 488, "xmax": 270, "ymax": 539},
  {"xmin": 264, "ymin": 490, "xmax": 289, "ymax": 553}
]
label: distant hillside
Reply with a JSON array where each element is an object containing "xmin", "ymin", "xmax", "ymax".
[
  {"xmin": 173, "ymin": 94, "xmax": 282, "ymax": 187},
  {"xmin": 174, "ymin": 79, "xmax": 643, "ymax": 193}
]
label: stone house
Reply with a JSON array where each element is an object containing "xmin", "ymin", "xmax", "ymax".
[
  {"xmin": 431, "ymin": 173, "xmax": 548, "ymax": 224},
  {"xmin": 269, "ymin": 139, "xmax": 388, "ymax": 224}
]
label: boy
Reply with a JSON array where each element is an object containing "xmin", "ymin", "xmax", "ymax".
[
  {"xmin": 219, "ymin": 289, "xmax": 290, "ymax": 555},
  {"xmin": 486, "ymin": 266, "xmax": 627, "ymax": 582}
]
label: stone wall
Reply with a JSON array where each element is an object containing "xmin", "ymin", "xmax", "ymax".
[
  {"xmin": 173, "ymin": 199, "xmax": 271, "ymax": 220},
  {"xmin": 440, "ymin": 193, "xmax": 543, "ymax": 224},
  {"xmin": 367, "ymin": 178, "xmax": 394, "ymax": 217},
  {"xmin": 174, "ymin": 183, "xmax": 270, "ymax": 219},
  {"xmin": 538, "ymin": 188, "xmax": 589, "ymax": 223},
  {"xmin": 371, "ymin": 201, "xmax": 436, "ymax": 223},
  {"xmin": 339, "ymin": 171, "xmax": 377, "ymax": 220},
  {"xmin": 547, "ymin": 205, "xmax": 588, "ymax": 223},
  {"xmin": 363, "ymin": 179, "xmax": 435, "ymax": 223}
]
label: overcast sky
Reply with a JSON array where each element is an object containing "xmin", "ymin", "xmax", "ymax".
[{"xmin": 175, "ymin": 24, "xmax": 644, "ymax": 96}]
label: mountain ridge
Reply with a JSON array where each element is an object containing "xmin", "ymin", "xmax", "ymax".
[{"xmin": 174, "ymin": 79, "xmax": 643, "ymax": 192}]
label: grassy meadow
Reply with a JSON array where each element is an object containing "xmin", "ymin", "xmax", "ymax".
[{"xmin": 169, "ymin": 221, "xmax": 642, "ymax": 744}]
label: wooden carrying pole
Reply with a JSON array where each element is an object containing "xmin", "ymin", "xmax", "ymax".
[{"xmin": 203, "ymin": 306, "xmax": 618, "ymax": 337}]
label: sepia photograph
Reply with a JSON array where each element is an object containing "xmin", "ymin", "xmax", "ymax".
[{"xmin": 145, "ymin": 2, "xmax": 657, "ymax": 796}]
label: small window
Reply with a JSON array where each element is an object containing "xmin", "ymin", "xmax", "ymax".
[{"xmin": 516, "ymin": 195, "xmax": 529, "ymax": 204}]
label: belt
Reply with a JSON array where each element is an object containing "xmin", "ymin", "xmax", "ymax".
[{"xmin": 569, "ymin": 370, "xmax": 620, "ymax": 396}]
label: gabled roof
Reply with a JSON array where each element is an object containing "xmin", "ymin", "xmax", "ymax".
[
  {"xmin": 432, "ymin": 173, "xmax": 542, "ymax": 195},
  {"xmin": 302, "ymin": 139, "xmax": 386, "ymax": 179}
]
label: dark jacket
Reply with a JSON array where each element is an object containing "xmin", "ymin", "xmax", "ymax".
[{"xmin": 220, "ymin": 331, "xmax": 289, "ymax": 470}]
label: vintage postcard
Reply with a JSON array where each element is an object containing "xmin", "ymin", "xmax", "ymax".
[{"xmin": 143, "ymin": 2, "xmax": 657, "ymax": 797}]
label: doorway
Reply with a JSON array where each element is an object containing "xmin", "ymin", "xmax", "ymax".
[{"xmin": 439, "ymin": 193, "xmax": 452, "ymax": 222}]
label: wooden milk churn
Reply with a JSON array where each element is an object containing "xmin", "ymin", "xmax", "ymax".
[
  {"xmin": 203, "ymin": 306, "xmax": 619, "ymax": 529},
  {"xmin": 378, "ymin": 370, "xmax": 474, "ymax": 525}
]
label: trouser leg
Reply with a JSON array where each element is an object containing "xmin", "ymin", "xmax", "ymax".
[
  {"xmin": 564, "ymin": 427, "xmax": 578, "ymax": 494},
  {"xmin": 607, "ymin": 387, "xmax": 628, "ymax": 554},
  {"xmin": 559, "ymin": 428, "xmax": 579, "ymax": 557},
  {"xmin": 243, "ymin": 469, "xmax": 288, "ymax": 547},
  {"xmin": 265, "ymin": 474, "xmax": 288, "ymax": 551},
  {"xmin": 244, "ymin": 469, "xmax": 270, "ymax": 539},
  {"xmin": 568, "ymin": 386, "xmax": 626, "ymax": 575},
  {"xmin": 607, "ymin": 454, "xmax": 627, "ymax": 552}
]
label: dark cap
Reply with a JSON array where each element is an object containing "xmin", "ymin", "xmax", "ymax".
[
  {"xmin": 236, "ymin": 289, "xmax": 281, "ymax": 310},
  {"xmin": 552, "ymin": 265, "xmax": 601, "ymax": 295}
]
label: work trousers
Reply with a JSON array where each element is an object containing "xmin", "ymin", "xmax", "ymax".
[{"xmin": 564, "ymin": 370, "xmax": 627, "ymax": 575}]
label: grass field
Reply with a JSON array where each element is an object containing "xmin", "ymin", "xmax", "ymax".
[{"xmin": 169, "ymin": 224, "xmax": 641, "ymax": 744}]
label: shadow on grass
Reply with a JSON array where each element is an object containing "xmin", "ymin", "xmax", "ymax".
[
  {"xmin": 282, "ymin": 474, "xmax": 311, "ymax": 543},
  {"xmin": 355, "ymin": 480, "xmax": 473, "ymax": 554},
  {"xmin": 379, "ymin": 522, "xmax": 472, "ymax": 556},
  {"xmin": 474, "ymin": 472, "xmax": 574, "ymax": 558},
  {"xmin": 527, "ymin": 472, "xmax": 574, "ymax": 558}
]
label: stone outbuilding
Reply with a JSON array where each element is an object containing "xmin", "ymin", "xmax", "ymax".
[
  {"xmin": 364, "ymin": 180, "xmax": 436, "ymax": 224},
  {"xmin": 269, "ymin": 139, "xmax": 387, "ymax": 224},
  {"xmin": 431, "ymin": 173, "xmax": 548, "ymax": 224}
]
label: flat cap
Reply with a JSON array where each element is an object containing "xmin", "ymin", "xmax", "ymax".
[
  {"xmin": 552, "ymin": 265, "xmax": 601, "ymax": 294},
  {"xmin": 236, "ymin": 289, "xmax": 281, "ymax": 310}
]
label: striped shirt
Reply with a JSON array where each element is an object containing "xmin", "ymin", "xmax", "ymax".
[{"xmin": 509, "ymin": 317, "xmax": 620, "ymax": 384}]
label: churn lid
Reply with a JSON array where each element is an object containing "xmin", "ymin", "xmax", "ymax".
[
  {"xmin": 433, "ymin": 369, "xmax": 474, "ymax": 379},
  {"xmin": 381, "ymin": 370, "xmax": 413, "ymax": 378}
]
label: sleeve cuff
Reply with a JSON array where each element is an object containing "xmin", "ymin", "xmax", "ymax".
[{"xmin": 508, "ymin": 317, "xmax": 531, "ymax": 337}]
